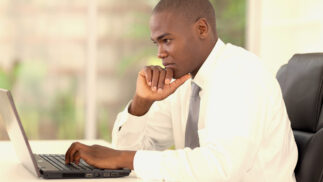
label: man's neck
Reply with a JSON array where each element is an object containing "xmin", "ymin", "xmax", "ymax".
[{"xmin": 190, "ymin": 37, "xmax": 218, "ymax": 78}]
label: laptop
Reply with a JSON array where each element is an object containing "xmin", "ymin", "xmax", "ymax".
[{"xmin": 0, "ymin": 88, "xmax": 131, "ymax": 179}]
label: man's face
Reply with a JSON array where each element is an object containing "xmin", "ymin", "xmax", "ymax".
[{"xmin": 149, "ymin": 11, "xmax": 201, "ymax": 79}]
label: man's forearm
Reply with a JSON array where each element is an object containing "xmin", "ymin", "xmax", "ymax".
[{"xmin": 128, "ymin": 95, "xmax": 154, "ymax": 116}]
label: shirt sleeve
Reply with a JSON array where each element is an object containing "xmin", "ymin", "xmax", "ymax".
[{"xmin": 112, "ymin": 97, "xmax": 174, "ymax": 151}]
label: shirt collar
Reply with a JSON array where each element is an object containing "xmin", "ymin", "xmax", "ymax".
[{"xmin": 192, "ymin": 38, "xmax": 225, "ymax": 89}]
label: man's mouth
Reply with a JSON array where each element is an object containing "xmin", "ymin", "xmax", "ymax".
[{"xmin": 163, "ymin": 62, "xmax": 176, "ymax": 68}]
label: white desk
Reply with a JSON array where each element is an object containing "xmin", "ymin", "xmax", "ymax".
[{"xmin": 0, "ymin": 140, "xmax": 155, "ymax": 181}]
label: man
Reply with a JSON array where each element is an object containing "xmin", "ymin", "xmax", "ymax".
[{"xmin": 65, "ymin": 0, "xmax": 298, "ymax": 181}]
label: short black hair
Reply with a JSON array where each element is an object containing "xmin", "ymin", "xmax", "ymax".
[{"xmin": 153, "ymin": 0, "xmax": 216, "ymax": 34}]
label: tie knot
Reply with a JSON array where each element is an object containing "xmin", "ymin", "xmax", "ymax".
[{"xmin": 191, "ymin": 82, "xmax": 201, "ymax": 97}]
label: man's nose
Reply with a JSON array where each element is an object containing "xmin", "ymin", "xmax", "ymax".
[{"xmin": 157, "ymin": 45, "xmax": 167, "ymax": 59}]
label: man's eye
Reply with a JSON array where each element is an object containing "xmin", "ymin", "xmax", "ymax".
[{"xmin": 163, "ymin": 39, "xmax": 171, "ymax": 44}]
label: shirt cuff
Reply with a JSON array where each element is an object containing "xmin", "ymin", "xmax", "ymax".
[
  {"xmin": 115, "ymin": 100, "xmax": 149, "ymax": 132},
  {"xmin": 112, "ymin": 100, "xmax": 150, "ymax": 149}
]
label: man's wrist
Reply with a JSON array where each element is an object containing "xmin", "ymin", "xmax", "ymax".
[
  {"xmin": 118, "ymin": 151, "xmax": 136, "ymax": 170},
  {"xmin": 128, "ymin": 95, "xmax": 154, "ymax": 116}
]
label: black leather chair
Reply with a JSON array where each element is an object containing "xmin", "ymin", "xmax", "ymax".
[{"xmin": 276, "ymin": 53, "xmax": 323, "ymax": 182}]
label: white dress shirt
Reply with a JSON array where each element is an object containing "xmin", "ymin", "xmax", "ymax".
[{"xmin": 112, "ymin": 39, "xmax": 298, "ymax": 182}]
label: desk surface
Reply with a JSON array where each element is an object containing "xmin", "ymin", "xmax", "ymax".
[{"xmin": 0, "ymin": 140, "xmax": 153, "ymax": 181}]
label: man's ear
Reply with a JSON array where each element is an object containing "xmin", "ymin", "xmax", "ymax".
[{"xmin": 194, "ymin": 18, "xmax": 209, "ymax": 39}]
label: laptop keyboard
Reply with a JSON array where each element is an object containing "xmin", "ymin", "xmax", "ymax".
[{"xmin": 39, "ymin": 154, "xmax": 96, "ymax": 171}]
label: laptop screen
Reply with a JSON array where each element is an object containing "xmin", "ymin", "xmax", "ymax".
[{"xmin": 0, "ymin": 89, "xmax": 40, "ymax": 177}]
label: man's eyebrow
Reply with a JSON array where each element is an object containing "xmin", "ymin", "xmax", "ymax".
[{"xmin": 151, "ymin": 33, "xmax": 171, "ymax": 42}]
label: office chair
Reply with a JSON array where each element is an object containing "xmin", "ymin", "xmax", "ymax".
[{"xmin": 276, "ymin": 53, "xmax": 323, "ymax": 182}]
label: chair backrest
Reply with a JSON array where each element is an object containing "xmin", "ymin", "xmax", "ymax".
[{"xmin": 276, "ymin": 53, "xmax": 323, "ymax": 182}]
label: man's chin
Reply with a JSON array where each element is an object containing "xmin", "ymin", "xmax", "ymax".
[{"xmin": 173, "ymin": 71, "xmax": 189, "ymax": 79}]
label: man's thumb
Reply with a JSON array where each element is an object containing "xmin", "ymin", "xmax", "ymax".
[{"xmin": 169, "ymin": 74, "xmax": 191, "ymax": 92}]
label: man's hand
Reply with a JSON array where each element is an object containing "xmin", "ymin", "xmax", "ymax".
[
  {"xmin": 65, "ymin": 142, "xmax": 135, "ymax": 170},
  {"xmin": 129, "ymin": 66, "xmax": 191, "ymax": 116}
]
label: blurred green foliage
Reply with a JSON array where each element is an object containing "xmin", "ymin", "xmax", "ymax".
[
  {"xmin": 51, "ymin": 83, "xmax": 83, "ymax": 139},
  {"xmin": 0, "ymin": 60, "xmax": 83, "ymax": 140},
  {"xmin": 125, "ymin": 12, "xmax": 151, "ymax": 40},
  {"xmin": 211, "ymin": 0, "xmax": 246, "ymax": 47},
  {"xmin": 98, "ymin": 108, "xmax": 111, "ymax": 141},
  {"xmin": 0, "ymin": 60, "xmax": 21, "ymax": 90}
]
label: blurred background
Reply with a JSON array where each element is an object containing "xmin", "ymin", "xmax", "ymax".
[{"xmin": 0, "ymin": 0, "xmax": 322, "ymax": 141}]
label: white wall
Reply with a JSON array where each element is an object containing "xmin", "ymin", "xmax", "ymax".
[{"xmin": 247, "ymin": 0, "xmax": 323, "ymax": 75}]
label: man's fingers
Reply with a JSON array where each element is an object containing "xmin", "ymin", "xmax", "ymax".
[
  {"xmin": 65, "ymin": 142, "xmax": 79, "ymax": 164},
  {"xmin": 151, "ymin": 67, "xmax": 160, "ymax": 92},
  {"xmin": 69, "ymin": 147, "xmax": 78, "ymax": 164},
  {"xmin": 65, "ymin": 142, "xmax": 87, "ymax": 164},
  {"xmin": 65, "ymin": 145, "xmax": 73, "ymax": 164},
  {"xmin": 169, "ymin": 74, "xmax": 191, "ymax": 92},
  {"xmin": 74, "ymin": 151, "xmax": 82, "ymax": 165},
  {"xmin": 165, "ymin": 68, "xmax": 173, "ymax": 84},
  {"xmin": 158, "ymin": 69, "xmax": 166, "ymax": 92},
  {"xmin": 144, "ymin": 67, "xmax": 152, "ymax": 86}
]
